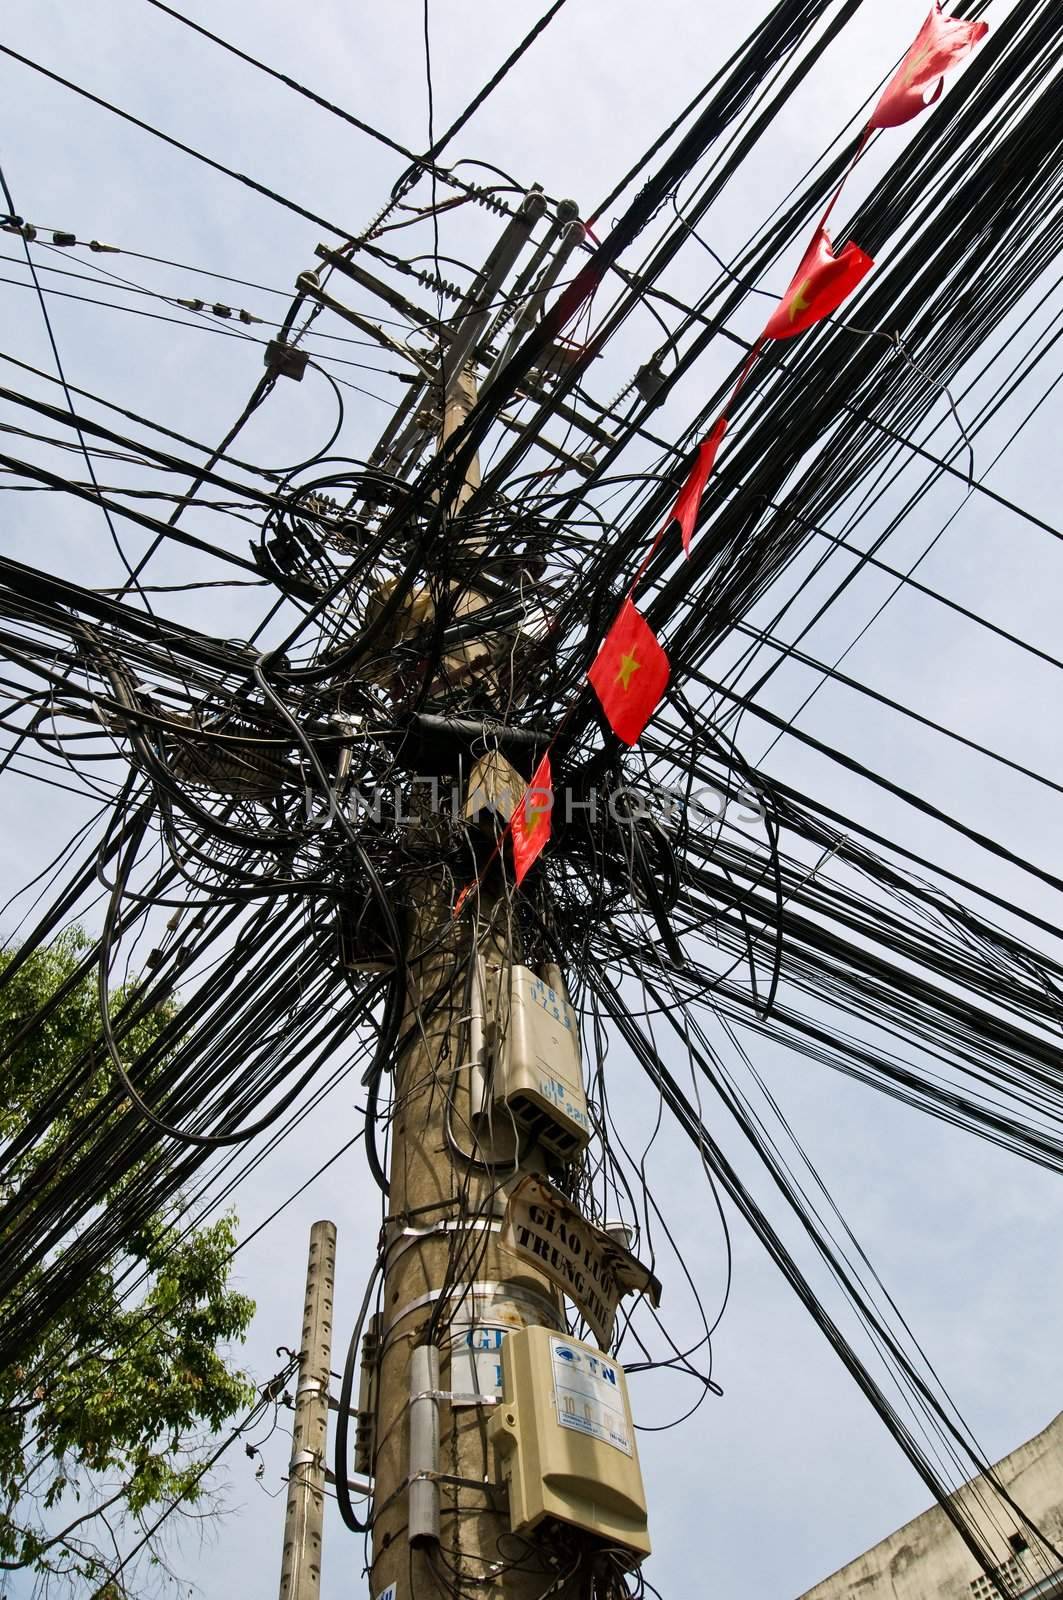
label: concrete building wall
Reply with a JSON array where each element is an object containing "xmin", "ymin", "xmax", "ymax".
[{"xmin": 797, "ymin": 1411, "xmax": 1063, "ymax": 1600}]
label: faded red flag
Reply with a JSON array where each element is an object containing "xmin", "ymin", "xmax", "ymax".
[
  {"xmin": 510, "ymin": 753, "xmax": 553, "ymax": 887},
  {"xmin": 763, "ymin": 227, "xmax": 873, "ymax": 341},
  {"xmin": 587, "ymin": 599, "xmax": 670, "ymax": 746},
  {"xmin": 871, "ymin": 4, "xmax": 988, "ymax": 130},
  {"xmin": 668, "ymin": 417, "xmax": 728, "ymax": 557}
]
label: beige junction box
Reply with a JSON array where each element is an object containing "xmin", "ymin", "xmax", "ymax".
[
  {"xmin": 494, "ymin": 966, "xmax": 590, "ymax": 1161},
  {"xmin": 488, "ymin": 1324, "xmax": 651, "ymax": 1560}
]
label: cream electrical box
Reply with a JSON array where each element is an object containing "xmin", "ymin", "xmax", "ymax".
[
  {"xmin": 488, "ymin": 1325, "xmax": 651, "ymax": 1561},
  {"xmin": 494, "ymin": 966, "xmax": 590, "ymax": 1161}
]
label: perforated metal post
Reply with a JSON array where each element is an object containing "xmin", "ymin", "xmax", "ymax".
[{"xmin": 279, "ymin": 1220, "xmax": 336, "ymax": 1600}]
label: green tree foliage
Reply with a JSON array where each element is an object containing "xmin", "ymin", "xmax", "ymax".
[{"xmin": 0, "ymin": 930, "xmax": 256, "ymax": 1594}]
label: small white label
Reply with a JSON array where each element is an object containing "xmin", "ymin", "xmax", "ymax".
[
  {"xmin": 375, "ymin": 1587, "xmax": 397, "ymax": 1600},
  {"xmin": 447, "ymin": 1322, "xmax": 510, "ymax": 1405},
  {"xmin": 550, "ymin": 1338, "xmax": 632, "ymax": 1456}
]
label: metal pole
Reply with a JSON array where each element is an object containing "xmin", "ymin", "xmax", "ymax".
[{"xmin": 279, "ymin": 1219, "xmax": 336, "ymax": 1600}]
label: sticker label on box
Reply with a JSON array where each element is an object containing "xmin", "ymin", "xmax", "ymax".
[{"xmin": 550, "ymin": 1337, "xmax": 632, "ymax": 1456}]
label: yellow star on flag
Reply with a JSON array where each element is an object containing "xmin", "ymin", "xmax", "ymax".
[
  {"xmin": 526, "ymin": 802, "xmax": 548, "ymax": 835},
  {"xmin": 902, "ymin": 42, "xmax": 933, "ymax": 88},
  {"xmin": 616, "ymin": 650, "xmax": 641, "ymax": 691},
  {"xmin": 788, "ymin": 278, "xmax": 812, "ymax": 323}
]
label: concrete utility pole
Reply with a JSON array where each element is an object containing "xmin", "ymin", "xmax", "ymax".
[
  {"xmin": 367, "ymin": 383, "xmax": 579, "ymax": 1600},
  {"xmin": 279, "ymin": 1219, "xmax": 336, "ymax": 1600},
  {"xmin": 369, "ymin": 884, "xmax": 572, "ymax": 1600}
]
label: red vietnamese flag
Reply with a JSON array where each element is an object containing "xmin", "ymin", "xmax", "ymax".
[
  {"xmin": 587, "ymin": 599, "xmax": 670, "ymax": 746},
  {"xmin": 763, "ymin": 226, "xmax": 873, "ymax": 341},
  {"xmin": 871, "ymin": 4, "xmax": 988, "ymax": 130},
  {"xmin": 669, "ymin": 417, "xmax": 727, "ymax": 557},
  {"xmin": 510, "ymin": 753, "xmax": 553, "ymax": 887}
]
